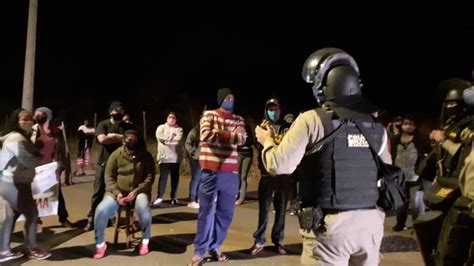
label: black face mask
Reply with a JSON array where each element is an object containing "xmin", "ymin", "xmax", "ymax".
[
  {"xmin": 441, "ymin": 105, "xmax": 464, "ymax": 127},
  {"xmin": 125, "ymin": 141, "xmax": 139, "ymax": 151},
  {"xmin": 35, "ymin": 115, "xmax": 47, "ymax": 125},
  {"xmin": 111, "ymin": 113, "xmax": 124, "ymax": 121}
]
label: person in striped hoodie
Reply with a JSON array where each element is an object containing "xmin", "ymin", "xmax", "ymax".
[{"xmin": 189, "ymin": 88, "xmax": 247, "ymax": 265}]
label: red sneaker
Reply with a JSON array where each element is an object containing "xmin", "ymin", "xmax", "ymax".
[
  {"xmin": 93, "ymin": 243, "xmax": 107, "ymax": 259},
  {"xmin": 139, "ymin": 243, "xmax": 149, "ymax": 256}
]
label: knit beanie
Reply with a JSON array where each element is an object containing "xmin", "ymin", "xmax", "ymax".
[
  {"xmin": 34, "ymin": 107, "xmax": 53, "ymax": 121},
  {"xmin": 217, "ymin": 88, "xmax": 233, "ymax": 106}
]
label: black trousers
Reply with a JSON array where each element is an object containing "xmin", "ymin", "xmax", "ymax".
[
  {"xmin": 253, "ymin": 174, "xmax": 291, "ymax": 245},
  {"xmin": 395, "ymin": 180, "xmax": 422, "ymax": 226},
  {"xmin": 57, "ymin": 184, "xmax": 69, "ymax": 223},
  {"xmin": 157, "ymin": 163, "xmax": 180, "ymax": 199},
  {"xmin": 38, "ymin": 173, "xmax": 69, "ymax": 225}
]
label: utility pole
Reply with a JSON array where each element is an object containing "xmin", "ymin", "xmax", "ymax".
[{"xmin": 21, "ymin": 0, "xmax": 38, "ymax": 111}]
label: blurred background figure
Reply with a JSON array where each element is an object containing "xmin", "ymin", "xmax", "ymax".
[
  {"xmin": 75, "ymin": 119, "xmax": 95, "ymax": 176},
  {"xmin": 123, "ymin": 114, "xmax": 133, "ymax": 125},
  {"xmin": 185, "ymin": 123, "xmax": 201, "ymax": 209}
]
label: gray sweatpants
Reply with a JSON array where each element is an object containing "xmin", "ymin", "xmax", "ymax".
[{"xmin": 0, "ymin": 181, "xmax": 38, "ymax": 251}]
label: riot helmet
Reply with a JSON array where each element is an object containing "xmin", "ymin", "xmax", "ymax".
[
  {"xmin": 302, "ymin": 47, "xmax": 376, "ymax": 118},
  {"xmin": 439, "ymin": 78, "xmax": 472, "ymax": 127}
]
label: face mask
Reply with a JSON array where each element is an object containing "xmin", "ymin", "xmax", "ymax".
[
  {"xmin": 111, "ymin": 113, "xmax": 124, "ymax": 121},
  {"xmin": 19, "ymin": 121, "xmax": 34, "ymax": 133},
  {"xmin": 125, "ymin": 140, "xmax": 138, "ymax": 151},
  {"xmin": 35, "ymin": 115, "xmax": 47, "ymax": 125},
  {"xmin": 267, "ymin": 110, "xmax": 280, "ymax": 122},
  {"xmin": 441, "ymin": 104, "xmax": 463, "ymax": 126},
  {"xmin": 221, "ymin": 101, "xmax": 234, "ymax": 111},
  {"xmin": 463, "ymin": 86, "xmax": 474, "ymax": 106}
]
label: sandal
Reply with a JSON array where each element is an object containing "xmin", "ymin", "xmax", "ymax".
[
  {"xmin": 250, "ymin": 244, "xmax": 264, "ymax": 256},
  {"xmin": 210, "ymin": 250, "xmax": 228, "ymax": 262},
  {"xmin": 188, "ymin": 254, "xmax": 203, "ymax": 266}
]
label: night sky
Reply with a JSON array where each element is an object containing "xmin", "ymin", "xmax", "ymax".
[{"xmin": 1, "ymin": 2, "xmax": 473, "ymax": 132}]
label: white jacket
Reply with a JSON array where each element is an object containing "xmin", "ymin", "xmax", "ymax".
[
  {"xmin": 0, "ymin": 132, "xmax": 38, "ymax": 183},
  {"xmin": 155, "ymin": 123, "xmax": 184, "ymax": 163}
]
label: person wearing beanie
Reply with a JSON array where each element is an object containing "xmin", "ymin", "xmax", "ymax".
[
  {"xmin": 83, "ymin": 101, "xmax": 134, "ymax": 232},
  {"xmin": 189, "ymin": 88, "xmax": 247, "ymax": 265},
  {"xmin": 34, "ymin": 107, "xmax": 53, "ymax": 122},
  {"xmin": 31, "ymin": 107, "xmax": 73, "ymax": 231},
  {"xmin": 250, "ymin": 98, "xmax": 291, "ymax": 256}
]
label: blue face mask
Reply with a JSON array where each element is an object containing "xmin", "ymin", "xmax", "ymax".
[
  {"xmin": 221, "ymin": 101, "xmax": 234, "ymax": 111},
  {"xmin": 267, "ymin": 110, "xmax": 280, "ymax": 122},
  {"xmin": 463, "ymin": 86, "xmax": 474, "ymax": 106}
]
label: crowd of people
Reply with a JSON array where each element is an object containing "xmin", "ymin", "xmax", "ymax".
[{"xmin": 0, "ymin": 47, "xmax": 473, "ymax": 265}]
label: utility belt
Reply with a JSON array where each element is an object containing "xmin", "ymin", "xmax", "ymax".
[{"xmin": 296, "ymin": 201, "xmax": 376, "ymax": 231}]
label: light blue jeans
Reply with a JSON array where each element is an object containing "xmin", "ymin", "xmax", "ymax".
[
  {"xmin": 94, "ymin": 193, "xmax": 151, "ymax": 245},
  {"xmin": 0, "ymin": 181, "xmax": 38, "ymax": 251}
]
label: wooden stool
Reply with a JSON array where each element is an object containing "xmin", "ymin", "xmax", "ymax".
[{"xmin": 113, "ymin": 204, "xmax": 136, "ymax": 248}]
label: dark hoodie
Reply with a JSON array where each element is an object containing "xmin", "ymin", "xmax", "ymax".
[{"xmin": 256, "ymin": 98, "xmax": 289, "ymax": 176}]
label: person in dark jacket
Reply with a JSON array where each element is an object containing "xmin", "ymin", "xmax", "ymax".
[
  {"xmin": 236, "ymin": 123, "xmax": 254, "ymax": 205},
  {"xmin": 185, "ymin": 124, "xmax": 201, "ymax": 208},
  {"xmin": 250, "ymin": 98, "xmax": 291, "ymax": 256}
]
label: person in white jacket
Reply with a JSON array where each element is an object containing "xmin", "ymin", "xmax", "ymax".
[
  {"xmin": 153, "ymin": 112, "xmax": 184, "ymax": 205},
  {"xmin": 0, "ymin": 109, "xmax": 51, "ymax": 263}
]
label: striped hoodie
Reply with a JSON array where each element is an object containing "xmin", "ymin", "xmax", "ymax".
[{"xmin": 199, "ymin": 108, "xmax": 246, "ymax": 172}]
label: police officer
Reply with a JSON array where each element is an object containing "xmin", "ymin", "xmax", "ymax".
[
  {"xmin": 255, "ymin": 47, "xmax": 391, "ymax": 265},
  {"xmin": 429, "ymin": 79, "xmax": 473, "ymax": 179},
  {"xmin": 417, "ymin": 84, "xmax": 474, "ymax": 266}
]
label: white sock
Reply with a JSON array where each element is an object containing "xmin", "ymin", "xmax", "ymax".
[
  {"xmin": 142, "ymin": 239, "xmax": 149, "ymax": 245},
  {"xmin": 96, "ymin": 242, "xmax": 105, "ymax": 248}
]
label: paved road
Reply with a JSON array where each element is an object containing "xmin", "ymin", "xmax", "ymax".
[{"xmin": 7, "ymin": 173, "xmax": 423, "ymax": 265}]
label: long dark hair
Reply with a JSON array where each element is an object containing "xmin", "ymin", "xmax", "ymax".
[
  {"xmin": 3, "ymin": 109, "xmax": 29, "ymax": 137},
  {"xmin": 1, "ymin": 109, "xmax": 36, "ymax": 151}
]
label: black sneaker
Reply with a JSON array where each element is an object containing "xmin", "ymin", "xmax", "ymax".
[
  {"xmin": 61, "ymin": 219, "xmax": 74, "ymax": 228},
  {"xmin": 0, "ymin": 251, "xmax": 24, "ymax": 263},
  {"xmin": 392, "ymin": 224, "xmax": 408, "ymax": 232}
]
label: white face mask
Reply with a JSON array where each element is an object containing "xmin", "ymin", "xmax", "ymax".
[{"xmin": 19, "ymin": 120, "xmax": 34, "ymax": 133}]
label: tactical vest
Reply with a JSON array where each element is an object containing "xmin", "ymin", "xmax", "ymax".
[{"xmin": 298, "ymin": 108, "xmax": 384, "ymax": 210}]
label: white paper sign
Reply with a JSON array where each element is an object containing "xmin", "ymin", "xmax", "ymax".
[
  {"xmin": 17, "ymin": 162, "xmax": 59, "ymax": 221},
  {"xmin": 32, "ymin": 162, "xmax": 59, "ymax": 195}
]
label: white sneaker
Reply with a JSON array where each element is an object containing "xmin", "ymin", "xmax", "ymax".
[
  {"xmin": 153, "ymin": 198, "xmax": 163, "ymax": 205},
  {"xmin": 187, "ymin": 202, "xmax": 199, "ymax": 209}
]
